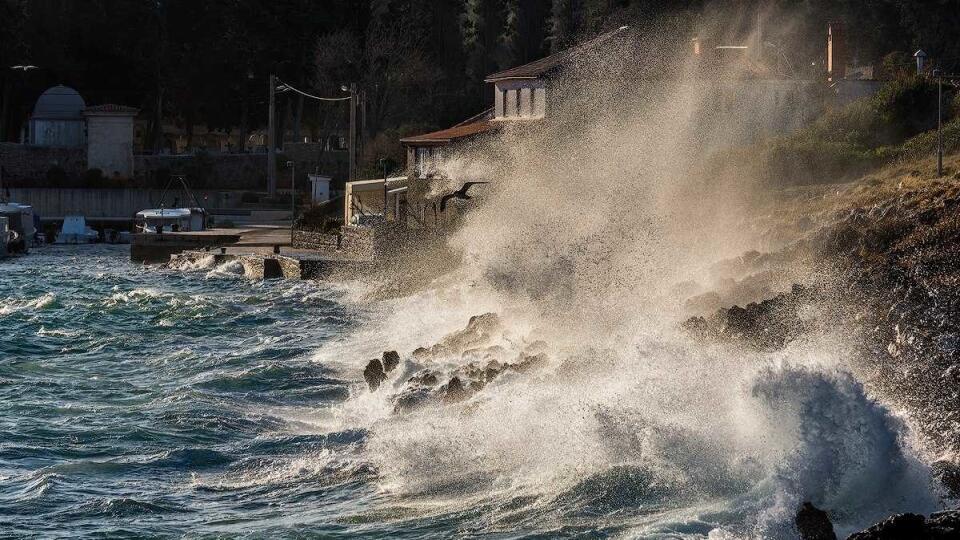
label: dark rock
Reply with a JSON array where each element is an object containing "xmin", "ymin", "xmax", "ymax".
[
  {"xmin": 393, "ymin": 387, "xmax": 434, "ymax": 414},
  {"xmin": 683, "ymin": 283, "xmax": 815, "ymax": 350},
  {"xmin": 847, "ymin": 513, "xmax": 925, "ymax": 540},
  {"xmin": 513, "ymin": 352, "xmax": 548, "ymax": 373},
  {"xmin": 926, "ymin": 510, "xmax": 960, "ymax": 539},
  {"xmin": 363, "ymin": 359, "xmax": 386, "ymax": 391},
  {"xmin": 442, "ymin": 377, "xmax": 469, "ymax": 404},
  {"xmin": 932, "ymin": 460, "xmax": 960, "ymax": 498},
  {"xmin": 408, "ymin": 370, "xmax": 439, "ymax": 386},
  {"xmin": 382, "ymin": 350, "xmax": 400, "ymax": 373},
  {"xmin": 795, "ymin": 502, "xmax": 836, "ymax": 540}
]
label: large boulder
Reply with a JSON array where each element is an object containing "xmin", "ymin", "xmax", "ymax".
[
  {"xmin": 363, "ymin": 359, "xmax": 386, "ymax": 391},
  {"xmin": 847, "ymin": 513, "xmax": 926, "ymax": 540},
  {"xmin": 382, "ymin": 350, "xmax": 400, "ymax": 373},
  {"xmin": 795, "ymin": 502, "xmax": 836, "ymax": 540}
]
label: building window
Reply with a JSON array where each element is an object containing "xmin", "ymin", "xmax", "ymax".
[
  {"xmin": 534, "ymin": 87, "xmax": 547, "ymax": 117},
  {"xmin": 415, "ymin": 147, "xmax": 444, "ymax": 178}
]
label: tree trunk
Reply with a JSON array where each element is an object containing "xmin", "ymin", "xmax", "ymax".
[{"xmin": 0, "ymin": 80, "xmax": 10, "ymax": 142}]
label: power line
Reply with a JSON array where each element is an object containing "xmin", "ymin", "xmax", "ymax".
[{"xmin": 275, "ymin": 78, "xmax": 351, "ymax": 102}]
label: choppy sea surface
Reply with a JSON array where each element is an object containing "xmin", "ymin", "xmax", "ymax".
[
  {"xmin": 0, "ymin": 246, "xmax": 946, "ymax": 539},
  {"xmin": 0, "ymin": 246, "xmax": 380, "ymax": 538}
]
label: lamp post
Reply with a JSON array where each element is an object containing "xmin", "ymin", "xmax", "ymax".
[
  {"xmin": 380, "ymin": 158, "xmax": 388, "ymax": 219},
  {"xmin": 934, "ymin": 68, "xmax": 943, "ymax": 177},
  {"xmin": 287, "ymin": 160, "xmax": 295, "ymax": 240},
  {"xmin": 267, "ymin": 74, "xmax": 278, "ymax": 196},
  {"xmin": 342, "ymin": 84, "xmax": 358, "ymax": 181}
]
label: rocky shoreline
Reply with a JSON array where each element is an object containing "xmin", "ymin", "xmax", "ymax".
[
  {"xmin": 797, "ymin": 502, "xmax": 960, "ymax": 539},
  {"xmin": 686, "ymin": 170, "xmax": 960, "ymax": 536},
  {"xmin": 357, "ymin": 161, "xmax": 960, "ymax": 536}
]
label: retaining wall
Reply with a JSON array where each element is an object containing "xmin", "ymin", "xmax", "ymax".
[
  {"xmin": 7, "ymin": 188, "xmax": 248, "ymax": 219},
  {"xmin": 0, "ymin": 143, "xmax": 86, "ymax": 181}
]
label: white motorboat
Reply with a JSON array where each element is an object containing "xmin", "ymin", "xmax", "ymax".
[
  {"xmin": 135, "ymin": 208, "xmax": 206, "ymax": 234},
  {"xmin": 55, "ymin": 215, "xmax": 99, "ymax": 244}
]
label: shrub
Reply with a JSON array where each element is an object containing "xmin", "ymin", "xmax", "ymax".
[
  {"xmin": 81, "ymin": 168, "xmax": 105, "ymax": 186},
  {"xmin": 185, "ymin": 150, "xmax": 214, "ymax": 188},
  {"xmin": 719, "ymin": 75, "xmax": 956, "ymax": 186},
  {"xmin": 46, "ymin": 166, "xmax": 67, "ymax": 187}
]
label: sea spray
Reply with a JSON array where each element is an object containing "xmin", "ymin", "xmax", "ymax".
[{"xmin": 309, "ymin": 13, "xmax": 946, "ymax": 538}]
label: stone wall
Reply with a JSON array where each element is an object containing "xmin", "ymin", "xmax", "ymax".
[
  {"xmin": 291, "ymin": 229, "xmax": 340, "ymax": 252},
  {"xmin": 283, "ymin": 143, "xmax": 349, "ymax": 186},
  {"xmin": 3, "ymin": 142, "xmax": 345, "ymax": 191},
  {"xmin": 86, "ymin": 115, "xmax": 135, "ymax": 177},
  {"xmin": 134, "ymin": 153, "xmax": 266, "ymax": 190},
  {"xmin": 340, "ymin": 225, "xmax": 374, "ymax": 258},
  {"xmin": 0, "ymin": 143, "xmax": 86, "ymax": 182}
]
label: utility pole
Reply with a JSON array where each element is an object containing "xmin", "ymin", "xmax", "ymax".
[
  {"xmin": 267, "ymin": 74, "xmax": 277, "ymax": 195},
  {"xmin": 348, "ymin": 83, "xmax": 358, "ymax": 181},
  {"xmin": 381, "ymin": 158, "xmax": 388, "ymax": 218},
  {"xmin": 287, "ymin": 160, "xmax": 296, "ymax": 240},
  {"xmin": 936, "ymin": 69, "xmax": 943, "ymax": 177}
]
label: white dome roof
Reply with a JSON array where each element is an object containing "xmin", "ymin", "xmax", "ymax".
[{"xmin": 32, "ymin": 85, "xmax": 86, "ymax": 120}]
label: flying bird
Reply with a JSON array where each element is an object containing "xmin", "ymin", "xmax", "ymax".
[{"xmin": 439, "ymin": 182, "xmax": 489, "ymax": 211}]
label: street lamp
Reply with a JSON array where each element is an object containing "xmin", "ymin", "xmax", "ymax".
[
  {"xmin": 286, "ymin": 160, "xmax": 296, "ymax": 239},
  {"xmin": 9, "ymin": 65, "xmax": 38, "ymax": 72}
]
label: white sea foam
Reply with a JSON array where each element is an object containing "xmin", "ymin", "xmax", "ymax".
[
  {"xmin": 305, "ymin": 12, "xmax": 941, "ymax": 537},
  {"xmin": 0, "ymin": 293, "xmax": 57, "ymax": 316}
]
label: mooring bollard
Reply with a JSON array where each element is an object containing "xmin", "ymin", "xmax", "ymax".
[{"xmin": 273, "ymin": 244, "xmax": 280, "ymax": 254}]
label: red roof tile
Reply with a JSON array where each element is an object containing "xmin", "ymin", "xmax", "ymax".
[
  {"xmin": 400, "ymin": 110, "xmax": 498, "ymax": 145},
  {"xmin": 485, "ymin": 26, "xmax": 630, "ymax": 82}
]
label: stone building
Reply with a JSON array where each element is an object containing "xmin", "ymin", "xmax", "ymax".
[
  {"xmin": 84, "ymin": 105, "xmax": 139, "ymax": 177},
  {"xmin": 26, "ymin": 85, "xmax": 86, "ymax": 147}
]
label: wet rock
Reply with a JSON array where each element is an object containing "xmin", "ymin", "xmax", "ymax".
[
  {"xmin": 847, "ymin": 513, "xmax": 925, "ymax": 540},
  {"xmin": 412, "ymin": 313, "xmax": 503, "ymax": 361},
  {"xmin": 932, "ymin": 459, "xmax": 960, "ymax": 498},
  {"xmin": 363, "ymin": 359, "xmax": 386, "ymax": 391},
  {"xmin": 393, "ymin": 387, "xmax": 434, "ymax": 414},
  {"xmin": 512, "ymin": 352, "xmax": 548, "ymax": 373},
  {"xmin": 442, "ymin": 377, "xmax": 469, "ymax": 404},
  {"xmin": 683, "ymin": 283, "xmax": 816, "ymax": 350},
  {"xmin": 927, "ymin": 511, "xmax": 960, "ymax": 539},
  {"xmin": 382, "ymin": 350, "xmax": 400, "ymax": 373},
  {"xmin": 408, "ymin": 370, "xmax": 439, "ymax": 387},
  {"xmin": 794, "ymin": 502, "xmax": 836, "ymax": 540}
]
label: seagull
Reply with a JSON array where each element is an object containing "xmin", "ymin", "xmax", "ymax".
[{"xmin": 439, "ymin": 182, "xmax": 489, "ymax": 211}]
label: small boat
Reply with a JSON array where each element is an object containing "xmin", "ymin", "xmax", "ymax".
[
  {"xmin": 55, "ymin": 215, "xmax": 99, "ymax": 244},
  {"xmin": 135, "ymin": 208, "xmax": 206, "ymax": 234},
  {"xmin": 0, "ymin": 203, "xmax": 36, "ymax": 252},
  {"xmin": 103, "ymin": 229, "xmax": 131, "ymax": 244},
  {"xmin": 0, "ymin": 216, "xmax": 8, "ymax": 258}
]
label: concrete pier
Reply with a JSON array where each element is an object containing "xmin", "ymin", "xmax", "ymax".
[
  {"xmin": 131, "ymin": 230, "xmax": 243, "ymax": 263},
  {"xmin": 170, "ymin": 247, "xmax": 372, "ymax": 280},
  {"xmin": 131, "ymin": 226, "xmax": 293, "ymax": 263}
]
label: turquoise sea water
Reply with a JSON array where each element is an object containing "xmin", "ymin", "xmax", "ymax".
[{"xmin": 0, "ymin": 246, "xmax": 378, "ymax": 538}]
